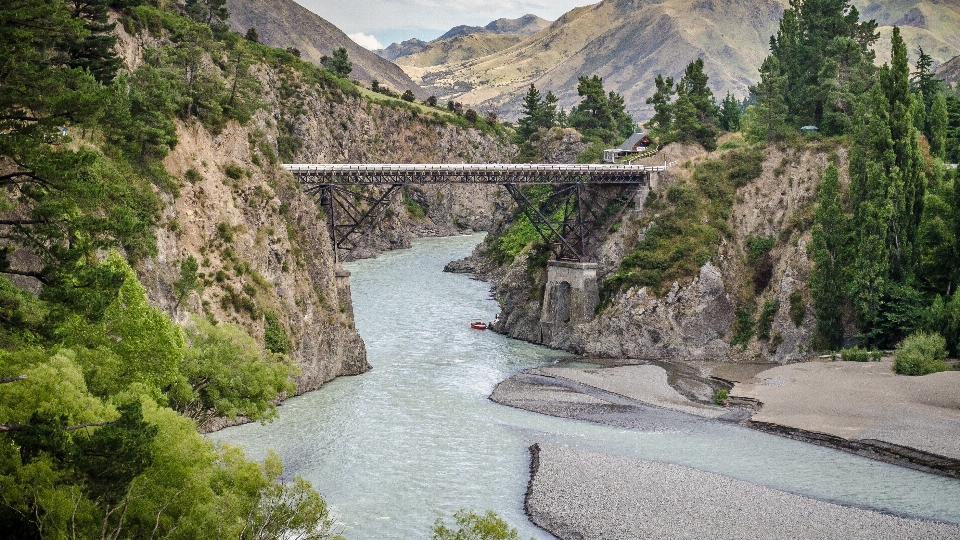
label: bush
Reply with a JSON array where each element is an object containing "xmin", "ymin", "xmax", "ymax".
[
  {"xmin": 892, "ymin": 332, "xmax": 948, "ymax": 376},
  {"xmin": 788, "ymin": 289, "xmax": 805, "ymax": 326},
  {"xmin": 757, "ymin": 300, "xmax": 779, "ymax": 339},
  {"xmin": 731, "ymin": 307, "xmax": 754, "ymax": 347},
  {"xmin": 713, "ymin": 389, "xmax": 729, "ymax": 405},
  {"xmin": 839, "ymin": 346, "xmax": 871, "ymax": 362}
]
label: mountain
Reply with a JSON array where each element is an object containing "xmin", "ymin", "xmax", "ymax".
[
  {"xmin": 376, "ymin": 14, "xmax": 550, "ymax": 62},
  {"xmin": 378, "ymin": 38, "xmax": 429, "ymax": 62},
  {"xmin": 937, "ymin": 55, "xmax": 960, "ymax": 87},
  {"xmin": 395, "ymin": 0, "xmax": 960, "ymax": 120},
  {"xmin": 225, "ymin": 0, "xmax": 426, "ymax": 98}
]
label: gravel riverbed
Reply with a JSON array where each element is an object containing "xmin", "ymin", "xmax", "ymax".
[{"xmin": 526, "ymin": 444, "xmax": 960, "ymax": 540}]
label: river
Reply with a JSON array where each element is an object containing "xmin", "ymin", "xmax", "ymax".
[{"xmin": 209, "ymin": 234, "xmax": 960, "ymax": 539}]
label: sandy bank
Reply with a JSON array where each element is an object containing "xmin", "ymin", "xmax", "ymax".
[
  {"xmin": 526, "ymin": 443, "xmax": 960, "ymax": 540},
  {"xmin": 730, "ymin": 359, "xmax": 960, "ymax": 475}
]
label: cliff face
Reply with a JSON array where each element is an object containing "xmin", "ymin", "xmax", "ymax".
[
  {"xmin": 115, "ymin": 25, "xmax": 513, "ymax": 397},
  {"xmin": 472, "ymin": 142, "xmax": 833, "ymax": 364}
]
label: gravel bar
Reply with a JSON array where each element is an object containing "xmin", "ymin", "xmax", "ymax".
[{"xmin": 526, "ymin": 443, "xmax": 960, "ymax": 540}]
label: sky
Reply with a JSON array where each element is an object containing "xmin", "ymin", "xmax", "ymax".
[{"xmin": 294, "ymin": 0, "xmax": 599, "ymax": 49}]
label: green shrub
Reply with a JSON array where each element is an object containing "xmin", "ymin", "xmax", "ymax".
[
  {"xmin": 224, "ymin": 163, "xmax": 244, "ymax": 180},
  {"xmin": 731, "ymin": 307, "xmax": 754, "ymax": 347},
  {"xmin": 788, "ymin": 289, "xmax": 805, "ymax": 326},
  {"xmin": 264, "ymin": 312, "xmax": 292, "ymax": 354},
  {"xmin": 713, "ymin": 389, "xmax": 729, "ymax": 405},
  {"xmin": 757, "ymin": 300, "xmax": 779, "ymax": 340},
  {"xmin": 217, "ymin": 222, "xmax": 234, "ymax": 243},
  {"xmin": 892, "ymin": 332, "xmax": 948, "ymax": 376},
  {"xmin": 840, "ymin": 346, "xmax": 870, "ymax": 362}
]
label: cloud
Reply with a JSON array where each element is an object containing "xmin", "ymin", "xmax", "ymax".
[{"xmin": 348, "ymin": 32, "xmax": 385, "ymax": 50}]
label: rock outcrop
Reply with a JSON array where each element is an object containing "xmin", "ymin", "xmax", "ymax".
[{"xmin": 463, "ymin": 142, "xmax": 831, "ymax": 364}]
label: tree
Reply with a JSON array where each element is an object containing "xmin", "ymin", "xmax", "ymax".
[
  {"xmin": 645, "ymin": 74, "xmax": 675, "ymax": 135},
  {"xmin": 170, "ymin": 318, "xmax": 295, "ymax": 430},
  {"xmin": 568, "ymin": 75, "xmax": 633, "ymax": 144},
  {"xmin": 514, "ymin": 84, "xmax": 559, "ymax": 143},
  {"xmin": 432, "ymin": 509, "xmax": 523, "ymax": 540},
  {"xmin": 767, "ymin": 0, "xmax": 879, "ymax": 131},
  {"xmin": 185, "ymin": 0, "xmax": 230, "ymax": 31},
  {"xmin": 719, "ymin": 92, "xmax": 741, "ymax": 131},
  {"xmin": 401, "ymin": 89, "xmax": 415, "ymax": 102},
  {"xmin": 809, "ymin": 165, "xmax": 848, "ymax": 349},
  {"xmin": 245, "ymin": 27, "xmax": 259, "ymax": 42},
  {"xmin": 747, "ymin": 56, "xmax": 790, "ymax": 142},
  {"xmin": 929, "ymin": 91, "xmax": 949, "ymax": 159},
  {"xmin": 464, "ymin": 108, "xmax": 479, "ymax": 123},
  {"xmin": 326, "ymin": 47, "xmax": 352, "ymax": 78},
  {"xmin": 64, "ymin": 0, "xmax": 123, "ymax": 84}
]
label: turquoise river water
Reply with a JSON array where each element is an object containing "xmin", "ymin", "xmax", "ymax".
[{"xmin": 209, "ymin": 234, "xmax": 960, "ymax": 539}]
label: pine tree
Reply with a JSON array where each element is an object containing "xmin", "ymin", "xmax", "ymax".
[
  {"xmin": 327, "ymin": 47, "xmax": 352, "ymax": 78},
  {"xmin": 809, "ymin": 165, "xmax": 848, "ymax": 349},
  {"xmin": 645, "ymin": 74, "xmax": 675, "ymax": 135},
  {"xmin": 719, "ymin": 92, "xmax": 741, "ymax": 131},
  {"xmin": 515, "ymin": 84, "xmax": 544, "ymax": 143},
  {"xmin": 747, "ymin": 56, "xmax": 789, "ymax": 142}
]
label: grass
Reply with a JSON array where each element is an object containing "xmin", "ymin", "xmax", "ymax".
[{"xmin": 599, "ymin": 147, "xmax": 764, "ymax": 304}]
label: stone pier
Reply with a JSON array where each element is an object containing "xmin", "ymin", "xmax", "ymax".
[
  {"xmin": 334, "ymin": 267, "xmax": 354, "ymax": 319},
  {"xmin": 540, "ymin": 261, "xmax": 599, "ymax": 325}
]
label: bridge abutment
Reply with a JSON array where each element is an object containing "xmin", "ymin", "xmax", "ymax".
[{"xmin": 540, "ymin": 261, "xmax": 599, "ymax": 326}]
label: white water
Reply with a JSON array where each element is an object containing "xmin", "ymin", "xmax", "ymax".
[{"xmin": 210, "ymin": 234, "xmax": 960, "ymax": 539}]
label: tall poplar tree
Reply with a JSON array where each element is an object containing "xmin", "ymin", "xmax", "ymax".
[{"xmin": 809, "ymin": 165, "xmax": 848, "ymax": 348}]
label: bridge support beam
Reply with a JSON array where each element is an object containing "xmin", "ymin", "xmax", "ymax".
[{"xmin": 540, "ymin": 261, "xmax": 599, "ymax": 325}]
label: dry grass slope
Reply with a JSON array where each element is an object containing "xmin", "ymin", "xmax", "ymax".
[{"xmin": 397, "ymin": 0, "xmax": 960, "ymax": 120}]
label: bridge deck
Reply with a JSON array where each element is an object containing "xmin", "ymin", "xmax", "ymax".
[{"xmin": 283, "ymin": 163, "xmax": 664, "ymax": 184}]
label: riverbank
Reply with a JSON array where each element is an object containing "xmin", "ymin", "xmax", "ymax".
[
  {"xmin": 526, "ymin": 443, "xmax": 960, "ymax": 539},
  {"xmin": 493, "ymin": 359, "xmax": 960, "ymax": 538}
]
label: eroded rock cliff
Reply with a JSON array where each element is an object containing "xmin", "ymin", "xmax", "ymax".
[{"xmin": 463, "ymin": 141, "xmax": 837, "ymax": 364}]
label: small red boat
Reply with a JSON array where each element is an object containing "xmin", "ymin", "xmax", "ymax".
[{"xmin": 470, "ymin": 319, "xmax": 487, "ymax": 330}]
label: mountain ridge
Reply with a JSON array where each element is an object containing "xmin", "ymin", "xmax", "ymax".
[
  {"xmin": 376, "ymin": 14, "xmax": 550, "ymax": 62},
  {"xmin": 394, "ymin": 0, "xmax": 960, "ymax": 120},
  {"xmin": 225, "ymin": 0, "xmax": 426, "ymax": 98}
]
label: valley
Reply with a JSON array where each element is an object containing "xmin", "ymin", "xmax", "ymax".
[{"xmin": 1, "ymin": 0, "xmax": 959, "ymax": 539}]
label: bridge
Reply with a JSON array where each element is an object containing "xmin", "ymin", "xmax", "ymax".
[
  {"xmin": 284, "ymin": 162, "xmax": 671, "ymax": 328},
  {"xmin": 284, "ymin": 163, "xmax": 667, "ymax": 263}
]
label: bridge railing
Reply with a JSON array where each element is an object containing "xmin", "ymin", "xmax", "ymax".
[{"xmin": 283, "ymin": 163, "xmax": 664, "ymax": 184}]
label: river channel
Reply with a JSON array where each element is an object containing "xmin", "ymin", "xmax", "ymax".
[{"xmin": 209, "ymin": 234, "xmax": 960, "ymax": 539}]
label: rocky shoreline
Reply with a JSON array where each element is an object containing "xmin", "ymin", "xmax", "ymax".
[{"xmin": 492, "ymin": 360, "xmax": 960, "ymax": 539}]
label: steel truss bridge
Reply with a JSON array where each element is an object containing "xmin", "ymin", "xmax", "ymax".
[{"xmin": 283, "ymin": 163, "xmax": 668, "ymax": 262}]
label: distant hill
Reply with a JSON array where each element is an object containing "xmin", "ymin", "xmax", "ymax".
[
  {"xmin": 225, "ymin": 0, "xmax": 426, "ymax": 98},
  {"xmin": 394, "ymin": 0, "xmax": 960, "ymax": 121},
  {"xmin": 376, "ymin": 14, "xmax": 550, "ymax": 62},
  {"xmin": 937, "ymin": 55, "xmax": 960, "ymax": 88}
]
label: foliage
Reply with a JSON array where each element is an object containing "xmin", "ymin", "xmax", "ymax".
[
  {"xmin": 765, "ymin": 0, "xmax": 879, "ymax": 134},
  {"xmin": 264, "ymin": 312, "xmax": 292, "ymax": 355},
  {"xmin": 601, "ymin": 148, "xmax": 763, "ymax": 301},
  {"xmin": 809, "ymin": 165, "xmax": 848, "ymax": 348},
  {"xmin": 568, "ymin": 75, "xmax": 634, "ymax": 145},
  {"xmin": 757, "ymin": 300, "xmax": 780, "ymax": 340},
  {"xmin": 325, "ymin": 47, "xmax": 352, "ymax": 78},
  {"xmin": 431, "ymin": 509, "xmax": 524, "ymax": 540},
  {"xmin": 788, "ymin": 289, "xmax": 806, "ymax": 327},
  {"xmin": 892, "ymin": 332, "xmax": 947, "ymax": 375},
  {"xmin": 644, "ymin": 59, "xmax": 719, "ymax": 150},
  {"xmin": 719, "ymin": 92, "xmax": 742, "ymax": 132},
  {"xmin": 514, "ymin": 84, "xmax": 560, "ymax": 144},
  {"xmin": 0, "ymin": 2, "xmax": 339, "ymax": 537},
  {"xmin": 712, "ymin": 389, "xmax": 729, "ymax": 405},
  {"xmin": 731, "ymin": 307, "xmax": 755, "ymax": 347},
  {"xmin": 839, "ymin": 346, "xmax": 881, "ymax": 362}
]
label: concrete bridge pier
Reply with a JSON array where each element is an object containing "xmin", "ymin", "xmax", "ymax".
[
  {"xmin": 334, "ymin": 266, "xmax": 354, "ymax": 319},
  {"xmin": 540, "ymin": 261, "xmax": 599, "ymax": 326}
]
